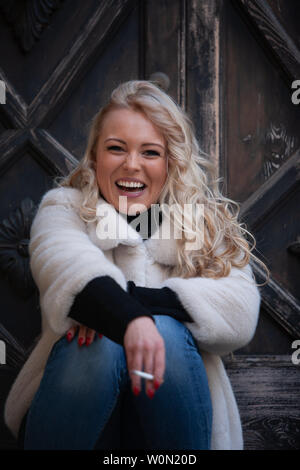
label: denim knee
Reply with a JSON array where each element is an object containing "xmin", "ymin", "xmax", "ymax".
[
  {"xmin": 152, "ymin": 315, "xmax": 207, "ymax": 388},
  {"xmin": 153, "ymin": 314, "xmax": 190, "ymax": 348},
  {"xmin": 152, "ymin": 315, "xmax": 190, "ymax": 360},
  {"xmin": 44, "ymin": 335, "xmax": 127, "ymax": 397}
]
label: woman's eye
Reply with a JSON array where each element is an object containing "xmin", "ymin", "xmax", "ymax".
[
  {"xmin": 108, "ymin": 146, "xmax": 123, "ymax": 152},
  {"xmin": 143, "ymin": 150, "xmax": 160, "ymax": 157}
]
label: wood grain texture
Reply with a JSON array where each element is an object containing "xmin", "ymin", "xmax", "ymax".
[
  {"xmin": 144, "ymin": 0, "xmax": 181, "ymax": 104},
  {"xmin": 233, "ymin": 0, "xmax": 300, "ymax": 82},
  {"xmin": 224, "ymin": 355, "xmax": 300, "ymax": 449},
  {"xmin": 186, "ymin": 0, "xmax": 220, "ymax": 176}
]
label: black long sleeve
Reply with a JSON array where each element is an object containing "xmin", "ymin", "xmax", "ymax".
[
  {"xmin": 68, "ymin": 276, "xmax": 193, "ymax": 346},
  {"xmin": 68, "ymin": 203, "xmax": 193, "ymax": 345},
  {"xmin": 68, "ymin": 276, "xmax": 155, "ymax": 346},
  {"xmin": 127, "ymin": 280, "xmax": 193, "ymax": 322}
]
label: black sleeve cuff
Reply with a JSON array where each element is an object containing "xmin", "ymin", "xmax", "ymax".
[
  {"xmin": 68, "ymin": 276, "xmax": 155, "ymax": 346},
  {"xmin": 127, "ymin": 281, "xmax": 193, "ymax": 323}
]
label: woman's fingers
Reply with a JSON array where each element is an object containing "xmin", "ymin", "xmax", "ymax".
[
  {"xmin": 144, "ymin": 348, "xmax": 155, "ymax": 399},
  {"xmin": 153, "ymin": 340, "xmax": 165, "ymax": 391},
  {"xmin": 66, "ymin": 325, "xmax": 101, "ymax": 346},
  {"xmin": 124, "ymin": 316, "xmax": 166, "ymax": 399},
  {"xmin": 86, "ymin": 328, "xmax": 96, "ymax": 346},
  {"xmin": 129, "ymin": 347, "xmax": 144, "ymax": 396},
  {"xmin": 78, "ymin": 325, "xmax": 87, "ymax": 346},
  {"xmin": 66, "ymin": 325, "xmax": 77, "ymax": 342}
]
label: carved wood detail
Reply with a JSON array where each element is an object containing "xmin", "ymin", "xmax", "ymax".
[
  {"xmin": 242, "ymin": 416, "xmax": 300, "ymax": 450},
  {"xmin": 0, "ymin": 198, "xmax": 38, "ymax": 298},
  {"xmin": 0, "ymin": 0, "xmax": 65, "ymax": 53},
  {"xmin": 263, "ymin": 122, "xmax": 297, "ymax": 180},
  {"xmin": 287, "ymin": 236, "xmax": 300, "ymax": 258},
  {"xmin": 232, "ymin": 0, "xmax": 300, "ymax": 82}
]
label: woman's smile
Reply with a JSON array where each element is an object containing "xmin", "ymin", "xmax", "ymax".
[{"xmin": 115, "ymin": 179, "xmax": 148, "ymax": 198}]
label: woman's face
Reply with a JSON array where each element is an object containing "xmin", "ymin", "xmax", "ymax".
[{"xmin": 94, "ymin": 108, "xmax": 168, "ymax": 214}]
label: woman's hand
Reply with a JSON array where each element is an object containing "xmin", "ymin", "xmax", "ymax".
[
  {"xmin": 123, "ymin": 316, "xmax": 165, "ymax": 399},
  {"xmin": 66, "ymin": 324, "xmax": 102, "ymax": 346}
]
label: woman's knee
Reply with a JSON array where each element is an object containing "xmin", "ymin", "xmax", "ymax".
[
  {"xmin": 45, "ymin": 334, "xmax": 126, "ymax": 392},
  {"xmin": 153, "ymin": 314, "xmax": 188, "ymax": 346},
  {"xmin": 152, "ymin": 315, "xmax": 208, "ymax": 387}
]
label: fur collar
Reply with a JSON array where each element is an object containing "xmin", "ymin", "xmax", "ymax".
[{"xmin": 86, "ymin": 196, "xmax": 178, "ymax": 266}]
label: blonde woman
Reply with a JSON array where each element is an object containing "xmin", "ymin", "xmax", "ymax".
[{"xmin": 4, "ymin": 80, "xmax": 268, "ymax": 450}]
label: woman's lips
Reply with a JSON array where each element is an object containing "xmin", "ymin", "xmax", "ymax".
[{"xmin": 115, "ymin": 183, "xmax": 147, "ymax": 198}]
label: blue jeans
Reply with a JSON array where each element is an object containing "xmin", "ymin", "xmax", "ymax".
[{"xmin": 24, "ymin": 315, "xmax": 213, "ymax": 450}]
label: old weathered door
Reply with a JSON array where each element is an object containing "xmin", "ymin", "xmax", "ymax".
[
  {"xmin": 221, "ymin": 0, "xmax": 300, "ymax": 449},
  {"xmin": 0, "ymin": 0, "xmax": 299, "ymax": 449}
]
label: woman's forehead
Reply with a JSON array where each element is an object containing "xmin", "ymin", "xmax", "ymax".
[{"xmin": 99, "ymin": 108, "xmax": 166, "ymax": 144}]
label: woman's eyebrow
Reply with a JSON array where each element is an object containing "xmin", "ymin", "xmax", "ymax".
[
  {"xmin": 104, "ymin": 138, "xmax": 125, "ymax": 144},
  {"xmin": 142, "ymin": 142, "xmax": 165, "ymax": 149},
  {"xmin": 104, "ymin": 138, "xmax": 165, "ymax": 149}
]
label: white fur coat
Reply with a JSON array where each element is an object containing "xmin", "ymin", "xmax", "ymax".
[{"xmin": 4, "ymin": 186, "xmax": 261, "ymax": 449}]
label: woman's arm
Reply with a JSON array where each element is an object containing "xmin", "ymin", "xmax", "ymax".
[
  {"xmin": 160, "ymin": 263, "xmax": 261, "ymax": 356},
  {"xmin": 127, "ymin": 281, "xmax": 193, "ymax": 322},
  {"xmin": 68, "ymin": 276, "xmax": 155, "ymax": 346},
  {"xmin": 67, "ymin": 277, "xmax": 192, "ymax": 345},
  {"xmin": 29, "ymin": 187, "xmax": 129, "ymax": 335}
]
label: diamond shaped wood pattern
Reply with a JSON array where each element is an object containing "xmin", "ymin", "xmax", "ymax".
[
  {"xmin": 0, "ymin": 0, "xmax": 137, "ymax": 128},
  {"xmin": 0, "ymin": 198, "xmax": 38, "ymax": 299},
  {"xmin": 0, "ymin": 0, "xmax": 65, "ymax": 53}
]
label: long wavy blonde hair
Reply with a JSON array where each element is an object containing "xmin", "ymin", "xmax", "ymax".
[{"xmin": 55, "ymin": 80, "xmax": 269, "ymax": 284}]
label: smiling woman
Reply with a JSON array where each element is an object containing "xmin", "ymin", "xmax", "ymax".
[{"xmin": 4, "ymin": 80, "xmax": 269, "ymax": 451}]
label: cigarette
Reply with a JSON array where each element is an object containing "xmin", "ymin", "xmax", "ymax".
[{"xmin": 131, "ymin": 370, "xmax": 154, "ymax": 380}]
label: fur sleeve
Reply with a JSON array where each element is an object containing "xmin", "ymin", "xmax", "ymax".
[
  {"xmin": 161, "ymin": 263, "xmax": 261, "ymax": 356},
  {"xmin": 29, "ymin": 187, "xmax": 127, "ymax": 335}
]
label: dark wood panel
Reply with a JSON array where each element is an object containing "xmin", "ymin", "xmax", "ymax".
[
  {"xmin": 0, "ymin": 0, "xmax": 124, "ymax": 104},
  {"xmin": 48, "ymin": 2, "xmax": 140, "ymax": 159},
  {"xmin": 186, "ymin": 0, "xmax": 220, "ymax": 171},
  {"xmin": 233, "ymin": 0, "xmax": 300, "ymax": 82},
  {"xmin": 236, "ymin": 307, "xmax": 294, "ymax": 355},
  {"xmin": 267, "ymin": 0, "xmax": 300, "ymax": 53},
  {"xmin": 144, "ymin": 0, "xmax": 181, "ymax": 102},
  {"xmin": 224, "ymin": 355, "xmax": 300, "ymax": 450},
  {"xmin": 223, "ymin": 0, "xmax": 300, "ymax": 203}
]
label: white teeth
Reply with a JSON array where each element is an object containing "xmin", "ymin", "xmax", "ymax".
[{"xmin": 117, "ymin": 180, "xmax": 145, "ymax": 188}]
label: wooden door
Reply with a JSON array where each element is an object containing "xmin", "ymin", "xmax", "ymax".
[
  {"xmin": 0, "ymin": 0, "xmax": 299, "ymax": 450},
  {"xmin": 221, "ymin": 0, "xmax": 300, "ymax": 449}
]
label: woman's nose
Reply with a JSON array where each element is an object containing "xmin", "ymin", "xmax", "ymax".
[{"xmin": 123, "ymin": 152, "xmax": 142, "ymax": 170}]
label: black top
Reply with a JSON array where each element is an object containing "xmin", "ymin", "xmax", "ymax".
[{"xmin": 67, "ymin": 201, "xmax": 192, "ymax": 345}]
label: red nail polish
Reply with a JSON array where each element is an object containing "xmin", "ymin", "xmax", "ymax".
[
  {"xmin": 147, "ymin": 389, "xmax": 155, "ymax": 399},
  {"xmin": 86, "ymin": 337, "xmax": 90, "ymax": 346},
  {"xmin": 66, "ymin": 332, "xmax": 73, "ymax": 343},
  {"xmin": 98, "ymin": 333, "xmax": 103, "ymax": 339},
  {"xmin": 78, "ymin": 337, "xmax": 84, "ymax": 347},
  {"xmin": 133, "ymin": 386, "xmax": 140, "ymax": 396},
  {"xmin": 154, "ymin": 380, "xmax": 160, "ymax": 390}
]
